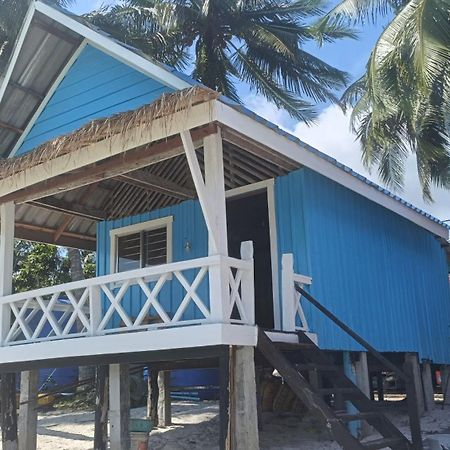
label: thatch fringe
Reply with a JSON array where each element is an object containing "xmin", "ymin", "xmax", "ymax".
[{"xmin": 0, "ymin": 86, "xmax": 219, "ymax": 180}]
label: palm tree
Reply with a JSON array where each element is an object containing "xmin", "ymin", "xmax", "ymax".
[
  {"xmin": 323, "ymin": 0, "xmax": 450, "ymax": 200},
  {"xmin": 84, "ymin": 0, "xmax": 354, "ymax": 123},
  {"xmin": 0, "ymin": 0, "xmax": 76, "ymax": 72}
]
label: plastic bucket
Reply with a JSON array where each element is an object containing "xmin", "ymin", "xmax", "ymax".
[
  {"xmin": 130, "ymin": 431, "xmax": 149, "ymax": 450},
  {"xmin": 130, "ymin": 418, "xmax": 152, "ymax": 450}
]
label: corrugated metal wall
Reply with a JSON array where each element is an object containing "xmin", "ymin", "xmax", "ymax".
[
  {"xmin": 275, "ymin": 168, "xmax": 450, "ymax": 363},
  {"xmin": 97, "ymin": 200, "xmax": 208, "ymax": 322},
  {"xmin": 17, "ymin": 45, "xmax": 172, "ymax": 155}
]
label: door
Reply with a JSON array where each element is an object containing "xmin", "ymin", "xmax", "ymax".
[{"xmin": 227, "ymin": 190, "xmax": 274, "ymax": 329}]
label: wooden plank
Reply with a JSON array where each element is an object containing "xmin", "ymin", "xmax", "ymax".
[
  {"xmin": 16, "ymin": 222, "xmax": 95, "ymax": 242},
  {"xmin": 117, "ymin": 170, "xmax": 195, "ymax": 200},
  {"xmin": 0, "ymin": 121, "xmax": 23, "ymax": 134},
  {"xmin": 157, "ymin": 371, "xmax": 171, "ymax": 427},
  {"xmin": 1, "ymin": 373, "xmax": 18, "ymax": 448},
  {"xmin": 31, "ymin": 197, "xmax": 107, "ymax": 221},
  {"xmin": 94, "ymin": 365, "xmax": 109, "ymax": 450},
  {"xmin": 1, "ymin": 125, "xmax": 215, "ymax": 205}
]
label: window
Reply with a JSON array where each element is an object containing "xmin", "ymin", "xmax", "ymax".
[{"xmin": 110, "ymin": 217, "xmax": 173, "ymax": 273}]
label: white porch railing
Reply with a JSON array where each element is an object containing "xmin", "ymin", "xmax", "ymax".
[
  {"xmin": 0, "ymin": 244, "xmax": 254, "ymax": 347},
  {"xmin": 281, "ymin": 253, "xmax": 312, "ymax": 332}
]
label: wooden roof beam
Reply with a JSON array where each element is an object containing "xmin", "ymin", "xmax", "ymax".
[
  {"xmin": 117, "ymin": 170, "xmax": 195, "ymax": 200},
  {"xmin": 0, "ymin": 121, "xmax": 24, "ymax": 134},
  {"xmin": 9, "ymin": 81, "xmax": 44, "ymax": 100},
  {"xmin": 34, "ymin": 18, "xmax": 81, "ymax": 46},
  {"xmin": 30, "ymin": 197, "xmax": 107, "ymax": 221}
]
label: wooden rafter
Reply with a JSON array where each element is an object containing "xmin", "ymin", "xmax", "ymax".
[
  {"xmin": 116, "ymin": 170, "xmax": 195, "ymax": 200},
  {"xmin": 0, "ymin": 125, "xmax": 215, "ymax": 205},
  {"xmin": 0, "ymin": 121, "xmax": 23, "ymax": 134},
  {"xmin": 30, "ymin": 197, "xmax": 106, "ymax": 221},
  {"xmin": 16, "ymin": 222, "xmax": 95, "ymax": 243},
  {"xmin": 34, "ymin": 18, "xmax": 80, "ymax": 46}
]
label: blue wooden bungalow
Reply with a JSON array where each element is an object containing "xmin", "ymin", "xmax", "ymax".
[{"xmin": 0, "ymin": 2, "xmax": 449, "ymax": 449}]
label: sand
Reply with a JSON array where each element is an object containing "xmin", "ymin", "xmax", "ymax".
[{"xmin": 6, "ymin": 400, "xmax": 450, "ymax": 449}]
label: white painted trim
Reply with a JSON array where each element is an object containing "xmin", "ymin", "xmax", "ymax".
[
  {"xmin": 109, "ymin": 216, "xmax": 173, "ymax": 274},
  {"xmin": 0, "ymin": 324, "xmax": 258, "ymax": 366},
  {"xmin": 9, "ymin": 41, "xmax": 88, "ymax": 158},
  {"xmin": 34, "ymin": 1, "xmax": 191, "ymax": 91},
  {"xmin": 215, "ymin": 102, "xmax": 449, "ymax": 240},
  {"xmin": 226, "ymin": 179, "xmax": 281, "ymax": 329},
  {"xmin": 0, "ymin": 3, "xmax": 35, "ymax": 104}
]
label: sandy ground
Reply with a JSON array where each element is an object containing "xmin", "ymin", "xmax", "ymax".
[{"xmin": 7, "ymin": 400, "xmax": 450, "ymax": 449}]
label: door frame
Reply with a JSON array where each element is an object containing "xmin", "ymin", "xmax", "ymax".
[{"xmin": 226, "ymin": 179, "xmax": 280, "ymax": 329}]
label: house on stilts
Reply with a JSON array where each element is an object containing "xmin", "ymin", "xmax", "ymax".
[{"xmin": 0, "ymin": 2, "xmax": 449, "ymax": 449}]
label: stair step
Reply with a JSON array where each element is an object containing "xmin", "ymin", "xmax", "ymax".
[
  {"xmin": 336, "ymin": 411, "xmax": 382, "ymax": 422},
  {"xmin": 275, "ymin": 342, "xmax": 317, "ymax": 351},
  {"xmin": 295, "ymin": 363, "xmax": 338, "ymax": 372},
  {"xmin": 317, "ymin": 387, "xmax": 359, "ymax": 395},
  {"xmin": 363, "ymin": 437, "xmax": 404, "ymax": 449}
]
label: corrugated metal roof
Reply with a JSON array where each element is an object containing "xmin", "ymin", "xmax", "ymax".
[{"xmin": 0, "ymin": 10, "xmax": 82, "ymax": 158}]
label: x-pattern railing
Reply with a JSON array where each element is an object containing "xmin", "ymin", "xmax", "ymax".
[{"xmin": 0, "ymin": 254, "xmax": 254, "ymax": 346}]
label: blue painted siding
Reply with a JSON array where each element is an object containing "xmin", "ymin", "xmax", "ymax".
[
  {"xmin": 17, "ymin": 45, "xmax": 173, "ymax": 155},
  {"xmin": 275, "ymin": 168, "xmax": 450, "ymax": 363},
  {"xmin": 96, "ymin": 200, "xmax": 208, "ymax": 323}
]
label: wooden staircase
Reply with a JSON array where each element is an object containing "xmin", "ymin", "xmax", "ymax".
[{"xmin": 257, "ymin": 284, "xmax": 423, "ymax": 450}]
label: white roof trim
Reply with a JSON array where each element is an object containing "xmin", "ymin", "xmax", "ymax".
[
  {"xmin": 9, "ymin": 40, "xmax": 88, "ymax": 158},
  {"xmin": 214, "ymin": 101, "xmax": 449, "ymax": 240},
  {"xmin": 34, "ymin": 1, "xmax": 191, "ymax": 91},
  {"xmin": 0, "ymin": 2, "xmax": 36, "ymax": 104}
]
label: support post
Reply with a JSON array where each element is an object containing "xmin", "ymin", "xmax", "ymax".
[
  {"xmin": 229, "ymin": 346, "xmax": 259, "ymax": 450},
  {"xmin": 109, "ymin": 364, "xmax": 130, "ymax": 450},
  {"xmin": 442, "ymin": 365, "xmax": 450, "ymax": 405},
  {"xmin": 354, "ymin": 352, "xmax": 371, "ymax": 437},
  {"xmin": 421, "ymin": 362, "xmax": 435, "ymax": 412},
  {"xmin": 147, "ymin": 368, "xmax": 158, "ymax": 425},
  {"xmin": 219, "ymin": 348, "xmax": 230, "ymax": 450},
  {"xmin": 281, "ymin": 254, "xmax": 295, "ymax": 332},
  {"xmin": 343, "ymin": 352, "xmax": 359, "ymax": 437},
  {"xmin": 18, "ymin": 370, "xmax": 39, "ymax": 450},
  {"xmin": 94, "ymin": 366, "xmax": 109, "ymax": 450},
  {"xmin": 376, "ymin": 373, "xmax": 384, "ymax": 402},
  {"xmin": 240, "ymin": 241, "xmax": 255, "ymax": 325},
  {"xmin": 405, "ymin": 353, "xmax": 425, "ymax": 416},
  {"xmin": 157, "ymin": 371, "xmax": 171, "ymax": 427},
  {"xmin": 0, "ymin": 203, "xmax": 18, "ymax": 450}
]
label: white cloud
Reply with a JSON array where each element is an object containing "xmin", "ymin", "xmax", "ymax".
[{"xmin": 246, "ymin": 95, "xmax": 450, "ymax": 223}]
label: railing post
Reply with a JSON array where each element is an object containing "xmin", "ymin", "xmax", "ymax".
[
  {"xmin": 89, "ymin": 285, "xmax": 102, "ymax": 336},
  {"xmin": 209, "ymin": 257, "xmax": 230, "ymax": 323},
  {"xmin": 281, "ymin": 254, "xmax": 296, "ymax": 332},
  {"xmin": 240, "ymin": 241, "xmax": 255, "ymax": 325}
]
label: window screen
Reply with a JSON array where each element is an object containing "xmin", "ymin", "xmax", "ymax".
[{"xmin": 117, "ymin": 226, "xmax": 168, "ymax": 272}]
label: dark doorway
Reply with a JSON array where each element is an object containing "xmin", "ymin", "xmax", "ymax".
[{"xmin": 227, "ymin": 190, "xmax": 274, "ymax": 329}]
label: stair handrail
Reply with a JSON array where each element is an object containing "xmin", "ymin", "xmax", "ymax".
[{"xmin": 294, "ymin": 283, "xmax": 423, "ymax": 450}]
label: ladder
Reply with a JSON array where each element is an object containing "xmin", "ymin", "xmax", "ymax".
[{"xmin": 256, "ymin": 285, "xmax": 423, "ymax": 450}]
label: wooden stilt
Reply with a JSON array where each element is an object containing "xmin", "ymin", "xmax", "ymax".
[
  {"xmin": 18, "ymin": 370, "xmax": 39, "ymax": 450},
  {"xmin": 109, "ymin": 364, "xmax": 130, "ymax": 450},
  {"xmin": 2, "ymin": 373, "xmax": 18, "ymax": 450},
  {"xmin": 229, "ymin": 346, "xmax": 259, "ymax": 450},
  {"xmin": 405, "ymin": 353, "xmax": 425, "ymax": 416},
  {"xmin": 219, "ymin": 349, "xmax": 230, "ymax": 450},
  {"xmin": 157, "ymin": 371, "xmax": 171, "ymax": 427},
  {"xmin": 376, "ymin": 373, "xmax": 384, "ymax": 402},
  {"xmin": 147, "ymin": 367, "xmax": 158, "ymax": 425},
  {"xmin": 421, "ymin": 362, "xmax": 435, "ymax": 412},
  {"xmin": 94, "ymin": 366, "xmax": 109, "ymax": 450}
]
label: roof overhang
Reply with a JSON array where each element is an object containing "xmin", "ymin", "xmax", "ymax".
[{"xmin": 0, "ymin": 90, "xmax": 448, "ymax": 241}]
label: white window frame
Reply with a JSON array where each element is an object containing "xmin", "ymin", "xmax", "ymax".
[{"xmin": 109, "ymin": 216, "xmax": 173, "ymax": 274}]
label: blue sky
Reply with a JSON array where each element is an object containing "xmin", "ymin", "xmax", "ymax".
[{"xmin": 69, "ymin": 1, "xmax": 450, "ymax": 222}]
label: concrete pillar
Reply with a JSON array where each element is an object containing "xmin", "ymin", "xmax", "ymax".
[
  {"xmin": 441, "ymin": 365, "xmax": 450, "ymax": 405},
  {"xmin": 421, "ymin": 362, "xmax": 435, "ymax": 411},
  {"xmin": 405, "ymin": 353, "xmax": 425, "ymax": 416},
  {"xmin": 18, "ymin": 371, "xmax": 39, "ymax": 450},
  {"xmin": 157, "ymin": 371, "xmax": 171, "ymax": 427},
  {"xmin": 109, "ymin": 364, "xmax": 130, "ymax": 450},
  {"xmin": 354, "ymin": 352, "xmax": 371, "ymax": 437},
  {"xmin": 230, "ymin": 346, "xmax": 259, "ymax": 450}
]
